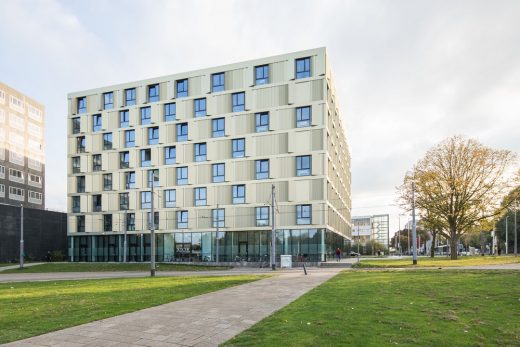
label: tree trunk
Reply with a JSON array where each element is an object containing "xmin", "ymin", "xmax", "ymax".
[
  {"xmin": 430, "ymin": 231, "xmax": 436, "ymax": 258},
  {"xmin": 449, "ymin": 235, "xmax": 458, "ymax": 260}
]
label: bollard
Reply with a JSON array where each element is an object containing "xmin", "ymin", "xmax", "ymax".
[{"xmin": 303, "ymin": 263, "xmax": 308, "ymax": 275}]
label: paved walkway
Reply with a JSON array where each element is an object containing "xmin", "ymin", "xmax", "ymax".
[
  {"xmin": 0, "ymin": 263, "xmax": 43, "ymax": 272},
  {"xmin": 4, "ymin": 268, "xmax": 342, "ymax": 347}
]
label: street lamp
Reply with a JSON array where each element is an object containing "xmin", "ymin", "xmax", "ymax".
[
  {"xmin": 150, "ymin": 171, "xmax": 159, "ymax": 277},
  {"xmin": 505, "ymin": 215, "xmax": 509, "ymax": 255},
  {"xmin": 20, "ymin": 204, "xmax": 24, "ymax": 269}
]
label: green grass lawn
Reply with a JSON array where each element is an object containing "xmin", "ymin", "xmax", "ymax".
[
  {"xmin": 353, "ymin": 255, "xmax": 520, "ymax": 268},
  {"xmin": 0, "ymin": 274, "xmax": 264, "ymax": 344},
  {"xmin": 1, "ymin": 262, "xmax": 232, "ymax": 273},
  {"xmin": 224, "ymin": 271, "xmax": 520, "ymax": 346}
]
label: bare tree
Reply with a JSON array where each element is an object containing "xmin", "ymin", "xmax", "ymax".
[{"xmin": 399, "ymin": 136, "xmax": 517, "ymax": 259}]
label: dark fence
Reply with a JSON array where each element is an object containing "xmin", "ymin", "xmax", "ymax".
[{"xmin": 0, "ymin": 204, "xmax": 67, "ymax": 262}]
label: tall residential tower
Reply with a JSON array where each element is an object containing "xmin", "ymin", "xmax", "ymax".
[
  {"xmin": 0, "ymin": 82, "xmax": 45, "ymax": 209},
  {"xmin": 67, "ymin": 48, "xmax": 351, "ymax": 262}
]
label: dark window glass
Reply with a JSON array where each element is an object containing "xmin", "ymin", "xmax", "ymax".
[
  {"xmin": 77, "ymin": 216, "xmax": 85, "ymax": 232},
  {"xmin": 255, "ymin": 159, "xmax": 269, "ymax": 179},
  {"xmin": 125, "ymin": 171, "xmax": 135, "ymax": 189},
  {"xmin": 232, "ymin": 138, "xmax": 245, "ymax": 158},
  {"xmin": 126, "ymin": 213, "xmax": 135, "ymax": 230},
  {"xmin": 103, "ymin": 214, "xmax": 112, "ymax": 231},
  {"xmin": 120, "ymin": 151, "xmax": 130, "ymax": 169},
  {"xmin": 212, "ymin": 118, "xmax": 225, "ymax": 137},
  {"xmin": 92, "ymin": 114, "xmax": 102, "ymax": 132},
  {"xmin": 176, "ymin": 79, "xmax": 188, "ymax": 98},
  {"xmin": 296, "ymin": 155, "xmax": 311, "ymax": 176},
  {"xmin": 72, "ymin": 157, "xmax": 81, "ymax": 174},
  {"xmin": 256, "ymin": 206, "xmax": 269, "ymax": 226},
  {"xmin": 72, "ymin": 196, "xmax": 80, "ymax": 213},
  {"xmin": 125, "ymin": 130, "xmax": 135, "ymax": 147},
  {"xmin": 147, "ymin": 169, "xmax": 159, "ymax": 188},
  {"xmin": 177, "ymin": 123, "xmax": 188, "ymax": 141},
  {"xmin": 141, "ymin": 106, "xmax": 151, "ymax": 125},
  {"xmin": 72, "ymin": 117, "xmax": 80, "ymax": 134},
  {"xmin": 103, "ymin": 92, "xmax": 114, "ymax": 109},
  {"xmin": 194, "ymin": 143, "xmax": 207, "ymax": 162},
  {"xmin": 255, "ymin": 65, "xmax": 269, "ymax": 85},
  {"xmin": 164, "ymin": 103, "xmax": 176, "ymax": 121},
  {"xmin": 212, "ymin": 163, "xmax": 225, "ymax": 183},
  {"xmin": 297, "ymin": 204, "xmax": 312, "ymax": 224},
  {"xmin": 77, "ymin": 97, "xmax": 87, "ymax": 114},
  {"xmin": 232, "ymin": 184, "xmax": 245, "ymax": 204},
  {"xmin": 120, "ymin": 110, "xmax": 129, "ymax": 128},
  {"xmin": 194, "ymin": 98, "xmax": 207, "ymax": 117},
  {"xmin": 255, "ymin": 112, "xmax": 269, "ymax": 132},
  {"xmin": 92, "ymin": 154, "xmax": 102, "ymax": 171},
  {"xmin": 103, "ymin": 173, "xmax": 112, "ymax": 191},
  {"xmin": 295, "ymin": 57, "xmax": 311, "ymax": 79},
  {"xmin": 232, "ymin": 92, "xmax": 245, "ymax": 112},
  {"xmin": 77, "ymin": 137, "xmax": 85, "ymax": 153},
  {"xmin": 93, "ymin": 194, "xmax": 102, "ymax": 212},
  {"xmin": 119, "ymin": 193, "xmax": 129, "ymax": 210},
  {"xmin": 125, "ymin": 88, "xmax": 136, "ymax": 106},
  {"xmin": 148, "ymin": 84, "xmax": 159, "ymax": 102},
  {"xmin": 103, "ymin": 133, "xmax": 113, "ymax": 150},
  {"xmin": 141, "ymin": 149, "xmax": 151, "ymax": 167},
  {"xmin": 296, "ymin": 106, "xmax": 311, "ymax": 128},
  {"xmin": 212, "ymin": 73, "xmax": 225, "ymax": 92},
  {"xmin": 165, "ymin": 146, "xmax": 176, "ymax": 165}
]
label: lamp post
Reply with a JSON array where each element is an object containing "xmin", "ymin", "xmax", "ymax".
[
  {"xmin": 215, "ymin": 203, "xmax": 220, "ymax": 264},
  {"xmin": 505, "ymin": 215, "xmax": 509, "ymax": 255},
  {"xmin": 150, "ymin": 171, "xmax": 158, "ymax": 277},
  {"xmin": 515, "ymin": 200, "xmax": 518, "ymax": 257},
  {"xmin": 412, "ymin": 181, "xmax": 417, "ymax": 265},
  {"xmin": 20, "ymin": 204, "xmax": 24, "ymax": 269},
  {"xmin": 271, "ymin": 184, "xmax": 276, "ymax": 270},
  {"xmin": 123, "ymin": 210, "xmax": 128, "ymax": 262}
]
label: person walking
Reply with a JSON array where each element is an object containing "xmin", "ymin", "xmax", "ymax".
[{"xmin": 335, "ymin": 248, "xmax": 341, "ymax": 262}]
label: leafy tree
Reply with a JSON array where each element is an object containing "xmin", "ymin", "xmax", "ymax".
[
  {"xmin": 494, "ymin": 186, "xmax": 520, "ymax": 254},
  {"xmin": 399, "ymin": 136, "xmax": 517, "ymax": 259}
]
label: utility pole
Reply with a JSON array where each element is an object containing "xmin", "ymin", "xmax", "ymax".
[
  {"xmin": 123, "ymin": 210, "xmax": 128, "ymax": 262},
  {"xmin": 398, "ymin": 214, "xmax": 401, "ymax": 256},
  {"xmin": 515, "ymin": 200, "xmax": 518, "ymax": 257},
  {"xmin": 215, "ymin": 203, "xmax": 220, "ymax": 264},
  {"xmin": 356, "ymin": 224, "xmax": 360, "ymax": 262},
  {"xmin": 20, "ymin": 204, "xmax": 24, "ymax": 269},
  {"xmin": 412, "ymin": 181, "xmax": 417, "ymax": 265},
  {"xmin": 271, "ymin": 184, "xmax": 276, "ymax": 270},
  {"xmin": 505, "ymin": 215, "xmax": 509, "ymax": 255},
  {"xmin": 150, "ymin": 172, "xmax": 156, "ymax": 276}
]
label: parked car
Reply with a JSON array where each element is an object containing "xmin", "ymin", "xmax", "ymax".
[{"xmin": 350, "ymin": 251, "xmax": 360, "ymax": 257}]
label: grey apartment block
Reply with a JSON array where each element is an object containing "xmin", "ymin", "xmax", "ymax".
[
  {"xmin": 67, "ymin": 48, "xmax": 351, "ymax": 262},
  {"xmin": 0, "ymin": 82, "xmax": 45, "ymax": 209}
]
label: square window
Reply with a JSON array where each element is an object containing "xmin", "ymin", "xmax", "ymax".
[
  {"xmin": 296, "ymin": 204, "xmax": 312, "ymax": 224},
  {"xmin": 195, "ymin": 143, "xmax": 207, "ymax": 162},
  {"xmin": 177, "ymin": 123, "xmax": 188, "ymax": 142},
  {"xmin": 176, "ymin": 79, "xmax": 188, "ymax": 98},
  {"xmin": 177, "ymin": 166, "xmax": 188, "ymax": 185},
  {"xmin": 232, "ymin": 184, "xmax": 245, "ymax": 204},
  {"xmin": 232, "ymin": 92, "xmax": 245, "ymax": 112},
  {"xmin": 125, "ymin": 88, "xmax": 136, "ymax": 106},
  {"xmin": 92, "ymin": 114, "xmax": 102, "ymax": 132},
  {"xmin": 212, "ymin": 163, "xmax": 225, "ymax": 183},
  {"xmin": 212, "ymin": 73, "xmax": 225, "ymax": 92},
  {"xmin": 103, "ymin": 92, "xmax": 114, "ymax": 109},
  {"xmin": 296, "ymin": 155, "xmax": 311, "ymax": 176},
  {"xmin": 194, "ymin": 98, "xmax": 206, "ymax": 117},
  {"xmin": 212, "ymin": 118, "xmax": 225, "ymax": 137},
  {"xmin": 295, "ymin": 57, "xmax": 311, "ymax": 79},
  {"xmin": 232, "ymin": 138, "xmax": 245, "ymax": 158},
  {"xmin": 194, "ymin": 187, "xmax": 207, "ymax": 206},
  {"xmin": 255, "ymin": 159, "xmax": 269, "ymax": 179},
  {"xmin": 255, "ymin": 112, "xmax": 269, "ymax": 132},
  {"xmin": 255, "ymin": 65, "xmax": 269, "ymax": 85},
  {"xmin": 120, "ymin": 110, "xmax": 129, "ymax": 128},
  {"xmin": 164, "ymin": 103, "xmax": 176, "ymax": 122},
  {"xmin": 296, "ymin": 106, "xmax": 311, "ymax": 128},
  {"xmin": 164, "ymin": 146, "xmax": 176, "ymax": 165},
  {"xmin": 125, "ymin": 130, "xmax": 135, "ymax": 147},
  {"xmin": 148, "ymin": 127, "xmax": 159, "ymax": 145},
  {"xmin": 141, "ymin": 106, "xmax": 151, "ymax": 125},
  {"xmin": 148, "ymin": 84, "xmax": 159, "ymax": 102}
]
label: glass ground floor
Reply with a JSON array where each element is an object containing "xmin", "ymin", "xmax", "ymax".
[{"xmin": 68, "ymin": 229, "xmax": 349, "ymax": 263}]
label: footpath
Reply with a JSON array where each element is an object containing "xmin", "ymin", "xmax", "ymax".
[{"xmin": 4, "ymin": 268, "xmax": 341, "ymax": 347}]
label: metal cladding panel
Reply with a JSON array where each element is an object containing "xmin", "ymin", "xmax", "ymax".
[
  {"xmin": 312, "ymin": 129, "xmax": 324, "ymax": 150},
  {"xmin": 278, "ymin": 204, "xmax": 294, "ymax": 226},
  {"xmin": 80, "ymin": 116, "xmax": 89, "ymax": 133},
  {"xmin": 135, "ymin": 170, "xmax": 143, "ymax": 189},
  {"xmin": 183, "ymin": 188, "xmax": 194, "ymax": 207},
  {"xmin": 196, "ymin": 119, "xmax": 210, "ymax": 140},
  {"xmin": 151, "ymin": 147, "xmax": 160, "ymax": 166},
  {"xmin": 196, "ymin": 209, "xmax": 211, "ymax": 229},
  {"xmin": 151, "ymin": 104, "xmax": 161, "ymax": 124},
  {"xmin": 270, "ymin": 61, "xmax": 287, "ymax": 84},
  {"xmin": 165, "ymin": 211, "xmax": 175, "ymax": 229},
  {"xmin": 68, "ymin": 98, "xmax": 74, "ymax": 115},
  {"xmin": 87, "ymin": 94, "xmax": 101, "ymax": 113},
  {"xmin": 200, "ymin": 74, "xmax": 210, "ymax": 95},
  {"xmin": 80, "ymin": 155, "xmax": 88, "ymax": 173},
  {"xmin": 115, "ymin": 89, "xmax": 123, "ymax": 108},
  {"xmin": 274, "ymin": 108, "xmax": 294, "ymax": 130},
  {"xmin": 255, "ymin": 133, "xmax": 288, "ymax": 156},
  {"xmin": 68, "ymin": 138, "xmax": 76, "ymax": 154},
  {"xmin": 225, "ymin": 69, "xmax": 245, "ymax": 90},
  {"xmin": 233, "ymin": 114, "xmax": 252, "ymax": 135},
  {"xmin": 129, "ymin": 108, "xmax": 139, "ymax": 127},
  {"xmin": 67, "ymin": 177, "xmax": 75, "ymax": 194},
  {"xmin": 213, "ymin": 186, "xmax": 231, "ymax": 205},
  {"xmin": 80, "ymin": 195, "xmax": 88, "ymax": 213},
  {"xmin": 166, "ymin": 81, "xmax": 174, "ymax": 100},
  {"xmin": 312, "ymin": 103, "xmax": 324, "ymax": 127},
  {"xmin": 233, "ymin": 160, "xmax": 253, "ymax": 181},
  {"xmin": 197, "ymin": 164, "xmax": 211, "ymax": 184},
  {"xmin": 92, "ymin": 174, "xmax": 102, "ymax": 192},
  {"xmin": 188, "ymin": 76, "xmax": 202, "ymax": 96},
  {"xmin": 129, "ymin": 150, "xmax": 137, "ymax": 168},
  {"xmin": 213, "ymin": 94, "xmax": 230, "ymax": 114},
  {"xmin": 113, "ymin": 171, "xmax": 121, "ymax": 190},
  {"xmin": 245, "ymin": 137, "xmax": 254, "ymax": 157},
  {"xmin": 159, "ymin": 82, "xmax": 168, "ymax": 101},
  {"xmin": 128, "ymin": 191, "xmax": 137, "ymax": 210},
  {"xmin": 315, "ymin": 53, "xmax": 325, "ymax": 76},
  {"xmin": 312, "ymin": 153, "xmax": 324, "ymax": 175},
  {"xmin": 108, "ymin": 110, "xmax": 119, "ymax": 129},
  {"xmin": 234, "ymin": 206, "xmax": 254, "ymax": 228},
  {"xmin": 92, "ymin": 134, "xmax": 102, "ymax": 152},
  {"xmin": 101, "ymin": 153, "xmax": 109, "ymax": 171},
  {"xmin": 312, "ymin": 203, "xmax": 324, "ymax": 225},
  {"xmin": 254, "ymin": 85, "xmax": 288, "ymax": 109},
  {"xmin": 138, "ymin": 86, "xmax": 147, "ymax": 104}
]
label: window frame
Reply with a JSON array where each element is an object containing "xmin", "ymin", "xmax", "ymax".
[
  {"xmin": 212, "ymin": 72, "xmax": 225, "ymax": 92},
  {"xmin": 232, "ymin": 92, "xmax": 245, "ymax": 112},
  {"xmin": 164, "ymin": 103, "xmax": 176, "ymax": 122},
  {"xmin": 296, "ymin": 204, "xmax": 312, "ymax": 225},
  {"xmin": 177, "ymin": 166, "xmax": 188, "ymax": 185},
  {"xmin": 141, "ymin": 191, "xmax": 152, "ymax": 209},
  {"xmin": 125, "ymin": 88, "xmax": 136, "ymax": 106},
  {"xmin": 194, "ymin": 98, "xmax": 207, "ymax": 117},
  {"xmin": 148, "ymin": 126, "xmax": 159, "ymax": 145},
  {"xmin": 148, "ymin": 84, "xmax": 159, "ymax": 102},
  {"xmin": 255, "ymin": 65, "xmax": 269, "ymax": 85},
  {"xmin": 255, "ymin": 159, "xmax": 269, "ymax": 180},
  {"xmin": 212, "ymin": 118, "xmax": 225, "ymax": 137},
  {"xmin": 125, "ymin": 129, "xmax": 135, "ymax": 148},
  {"xmin": 120, "ymin": 110, "xmax": 130, "ymax": 128},
  {"xmin": 103, "ymin": 173, "xmax": 112, "ymax": 191},
  {"xmin": 295, "ymin": 57, "xmax": 311, "ymax": 79},
  {"xmin": 256, "ymin": 206, "xmax": 269, "ymax": 226},
  {"xmin": 103, "ymin": 132, "xmax": 113, "ymax": 150},
  {"xmin": 296, "ymin": 155, "xmax": 312, "ymax": 176},
  {"xmin": 255, "ymin": 112, "xmax": 269, "ymax": 132},
  {"xmin": 194, "ymin": 142, "xmax": 207, "ymax": 162},
  {"xmin": 120, "ymin": 151, "xmax": 130, "ymax": 169},
  {"xmin": 177, "ymin": 123, "xmax": 188, "ymax": 142},
  {"xmin": 212, "ymin": 163, "xmax": 225, "ymax": 183},
  {"xmin": 232, "ymin": 138, "xmax": 245, "ymax": 158},
  {"xmin": 212, "ymin": 208, "xmax": 225, "ymax": 228},
  {"xmin": 140, "ymin": 106, "xmax": 151, "ymax": 125},
  {"xmin": 232, "ymin": 184, "xmax": 245, "ymax": 204},
  {"xmin": 176, "ymin": 79, "xmax": 188, "ymax": 98},
  {"xmin": 164, "ymin": 146, "xmax": 176, "ymax": 165},
  {"xmin": 194, "ymin": 187, "xmax": 207, "ymax": 206},
  {"xmin": 296, "ymin": 106, "xmax": 311, "ymax": 128},
  {"xmin": 140, "ymin": 149, "xmax": 151, "ymax": 167},
  {"xmin": 164, "ymin": 189, "xmax": 176, "ymax": 208},
  {"xmin": 103, "ymin": 92, "xmax": 114, "ymax": 110},
  {"xmin": 177, "ymin": 210, "xmax": 188, "ymax": 228}
]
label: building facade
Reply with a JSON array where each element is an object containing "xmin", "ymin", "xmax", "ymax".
[
  {"xmin": 67, "ymin": 48, "xmax": 351, "ymax": 263},
  {"xmin": 352, "ymin": 214, "xmax": 390, "ymax": 248},
  {"xmin": 0, "ymin": 82, "xmax": 45, "ymax": 209}
]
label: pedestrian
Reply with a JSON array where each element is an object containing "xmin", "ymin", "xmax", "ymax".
[{"xmin": 335, "ymin": 248, "xmax": 341, "ymax": 262}]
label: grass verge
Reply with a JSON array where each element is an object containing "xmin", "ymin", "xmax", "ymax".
[
  {"xmin": 352, "ymin": 255, "xmax": 520, "ymax": 268},
  {"xmin": 0, "ymin": 275, "xmax": 264, "ymax": 344},
  {"xmin": 223, "ymin": 271, "xmax": 519, "ymax": 346},
  {"xmin": 1, "ymin": 262, "xmax": 232, "ymax": 273}
]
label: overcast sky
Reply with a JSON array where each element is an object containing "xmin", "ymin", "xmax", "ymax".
[{"xmin": 1, "ymin": 0, "xmax": 519, "ymax": 234}]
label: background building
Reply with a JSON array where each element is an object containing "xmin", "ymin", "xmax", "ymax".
[
  {"xmin": 352, "ymin": 214, "xmax": 389, "ymax": 248},
  {"xmin": 67, "ymin": 48, "xmax": 351, "ymax": 263},
  {"xmin": 0, "ymin": 82, "xmax": 45, "ymax": 209}
]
